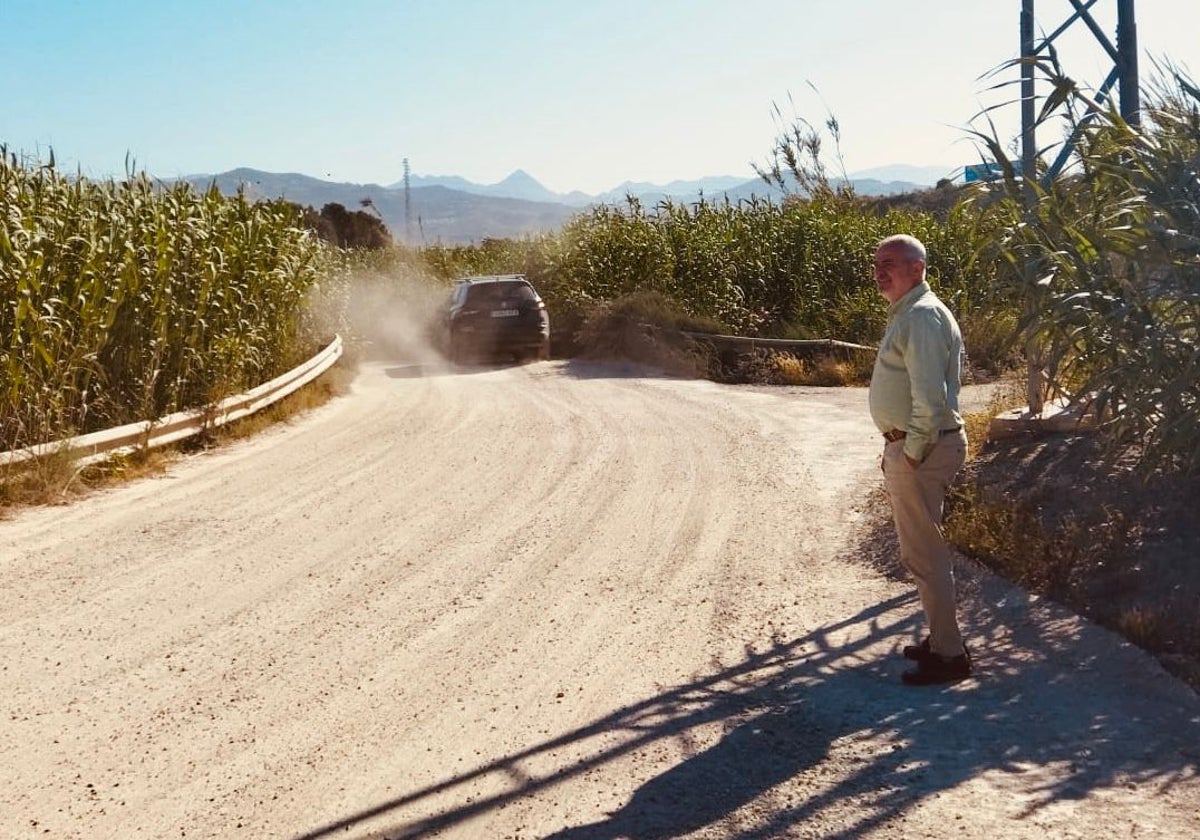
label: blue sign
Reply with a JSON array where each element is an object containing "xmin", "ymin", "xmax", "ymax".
[{"xmin": 964, "ymin": 162, "xmax": 1023, "ymax": 183}]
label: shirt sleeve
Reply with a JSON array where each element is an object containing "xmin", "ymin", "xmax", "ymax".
[{"xmin": 901, "ymin": 308, "xmax": 952, "ymax": 461}]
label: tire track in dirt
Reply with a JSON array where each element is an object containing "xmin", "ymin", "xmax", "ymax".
[{"xmin": 2, "ymin": 361, "xmax": 1197, "ymax": 839}]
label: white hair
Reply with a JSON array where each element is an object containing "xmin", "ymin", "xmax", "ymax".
[{"xmin": 877, "ymin": 234, "xmax": 927, "ymax": 263}]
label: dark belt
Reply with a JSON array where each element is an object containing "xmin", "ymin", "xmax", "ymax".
[{"xmin": 882, "ymin": 426, "xmax": 961, "ymax": 443}]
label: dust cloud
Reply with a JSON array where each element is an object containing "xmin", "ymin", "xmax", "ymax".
[{"xmin": 345, "ymin": 267, "xmax": 450, "ymax": 366}]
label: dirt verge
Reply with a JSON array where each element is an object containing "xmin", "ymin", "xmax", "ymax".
[{"xmin": 951, "ymin": 431, "xmax": 1200, "ymax": 690}]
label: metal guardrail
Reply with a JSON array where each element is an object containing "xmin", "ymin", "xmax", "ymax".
[
  {"xmin": 0, "ymin": 335, "xmax": 344, "ymax": 467},
  {"xmin": 681, "ymin": 330, "xmax": 876, "ymax": 353}
]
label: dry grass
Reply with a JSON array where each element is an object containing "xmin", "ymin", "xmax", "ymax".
[
  {"xmin": 944, "ymin": 487, "xmax": 1129, "ymax": 596},
  {"xmin": 961, "ymin": 374, "xmax": 1026, "ymax": 459},
  {"xmin": 944, "ymin": 388, "xmax": 1200, "ymax": 691},
  {"xmin": 0, "ymin": 365, "xmax": 353, "ymax": 518},
  {"xmin": 197, "ymin": 363, "xmax": 355, "ymax": 446},
  {"xmin": 1118, "ymin": 606, "xmax": 1165, "ymax": 650},
  {"xmin": 945, "ymin": 482, "xmax": 1198, "ymax": 690},
  {"xmin": 0, "ymin": 447, "xmax": 175, "ymax": 514},
  {"xmin": 770, "ymin": 352, "xmax": 872, "ymax": 386}
]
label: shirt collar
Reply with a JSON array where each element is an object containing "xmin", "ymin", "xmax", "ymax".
[{"xmin": 887, "ymin": 280, "xmax": 931, "ymax": 317}]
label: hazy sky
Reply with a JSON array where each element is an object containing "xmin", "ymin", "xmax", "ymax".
[{"xmin": 5, "ymin": 1, "xmax": 1198, "ymax": 194}]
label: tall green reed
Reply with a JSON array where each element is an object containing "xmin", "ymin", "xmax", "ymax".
[{"xmin": 0, "ymin": 149, "xmax": 334, "ymax": 453}]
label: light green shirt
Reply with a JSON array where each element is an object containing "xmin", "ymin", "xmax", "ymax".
[{"xmin": 868, "ymin": 281, "xmax": 964, "ymax": 462}]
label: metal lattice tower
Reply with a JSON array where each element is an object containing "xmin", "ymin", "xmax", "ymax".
[
  {"xmin": 1021, "ymin": 0, "xmax": 1139, "ymax": 189},
  {"xmin": 1018, "ymin": 1, "xmax": 1139, "ymax": 413}
]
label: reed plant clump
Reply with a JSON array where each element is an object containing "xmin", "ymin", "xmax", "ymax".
[
  {"xmin": 971, "ymin": 63, "xmax": 1200, "ymax": 474},
  {"xmin": 0, "ymin": 149, "xmax": 334, "ymax": 454}
]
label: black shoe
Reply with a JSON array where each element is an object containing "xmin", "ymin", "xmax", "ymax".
[
  {"xmin": 901, "ymin": 651, "xmax": 972, "ymax": 686},
  {"xmin": 903, "ymin": 637, "xmax": 931, "ymax": 661}
]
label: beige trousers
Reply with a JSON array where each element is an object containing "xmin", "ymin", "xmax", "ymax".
[{"xmin": 882, "ymin": 429, "xmax": 968, "ymax": 658}]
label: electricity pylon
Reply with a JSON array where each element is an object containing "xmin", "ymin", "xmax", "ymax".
[{"xmin": 1017, "ymin": 0, "xmax": 1139, "ymax": 413}]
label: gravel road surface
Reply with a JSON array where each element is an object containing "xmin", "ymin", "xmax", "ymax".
[{"xmin": 3, "ymin": 360, "xmax": 1197, "ymax": 839}]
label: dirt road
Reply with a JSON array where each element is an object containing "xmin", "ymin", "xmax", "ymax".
[{"xmin": 3, "ymin": 360, "xmax": 1197, "ymax": 839}]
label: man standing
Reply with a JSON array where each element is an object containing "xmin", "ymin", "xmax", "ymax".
[{"xmin": 868, "ymin": 234, "xmax": 971, "ymax": 686}]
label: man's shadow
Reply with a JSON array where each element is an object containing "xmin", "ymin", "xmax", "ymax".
[
  {"xmin": 297, "ymin": 585, "xmax": 1199, "ymax": 840},
  {"xmin": 543, "ymin": 700, "xmax": 827, "ymax": 840},
  {"xmin": 374, "ymin": 594, "xmax": 934, "ymax": 839}
]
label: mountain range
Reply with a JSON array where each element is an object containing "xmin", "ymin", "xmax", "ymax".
[{"xmin": 179, "ymin": 164, "xmax": 956, "ymax": 245}]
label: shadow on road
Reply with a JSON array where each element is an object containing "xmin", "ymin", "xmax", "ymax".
[
  {"xmin": 382, "ymin": 361, "xmax": 520, "ymax": 379},
  {"xmin": 382, "ymin": 358, "xmax": 689, "ymax": 381},
  {"xmin": 559, "ymin": 359, "xmax": 694, "ymax": 381},
  {"xmin": 292, "ymin": 587, "xmax": 1199, "ymax": 839}
]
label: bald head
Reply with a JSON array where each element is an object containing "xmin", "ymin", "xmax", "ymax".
[{"xmin": 873, "ymin": 235, "xmax": 927, "ymax": 303}]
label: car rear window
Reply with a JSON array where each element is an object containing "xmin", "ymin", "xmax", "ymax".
[{"xmin": 464, "ymin": 282, "xmax": 537, "ymax": 305}]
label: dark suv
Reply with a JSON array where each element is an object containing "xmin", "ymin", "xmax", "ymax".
[{"xmin": 443, "ymin": 275, "xmax": 551, "ymax": 363}]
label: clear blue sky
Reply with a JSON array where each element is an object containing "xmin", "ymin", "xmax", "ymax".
[{"xmin": 5, "ymin": 1, "xmax": 1197, "ymax": 194}]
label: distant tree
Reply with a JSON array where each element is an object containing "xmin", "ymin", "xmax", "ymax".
[
  {"xmin": 288, "ymin": 203, "xmax": 338, "ymax": 243},
  {"xmin": 286, "ymin": 200, "xmax": 392, "ymax": 249},
  {"xmin": 318, "ymin": 202, "xmax": 392, "ymax": 249}
]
